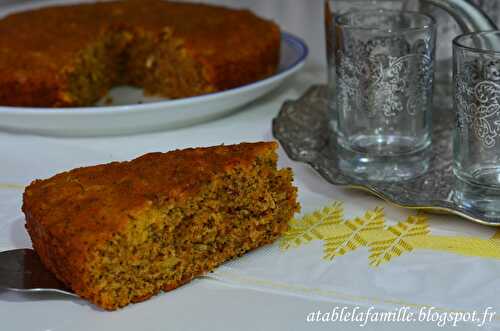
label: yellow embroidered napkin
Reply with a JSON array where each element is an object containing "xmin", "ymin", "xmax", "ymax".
[{"xmin": 209, "ymin": 201, "xmax": 500, "ymax": 327}]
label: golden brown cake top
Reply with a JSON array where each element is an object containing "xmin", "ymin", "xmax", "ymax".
[
  {"xmin": 23, "ymin": 142, "xmax": 279, "ymax": 244},
  {"xmin": 0, "ymin": 0, "xmax": 279, "ymax": 78}
]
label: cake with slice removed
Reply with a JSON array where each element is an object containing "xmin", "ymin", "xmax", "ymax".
[
  {"xmin": 0, "ymin": 0, "xmax": 280, "ymax": 107},
  {"xmin": 22, "ymin": 142, "xmax": 299, "ymax": 310}
]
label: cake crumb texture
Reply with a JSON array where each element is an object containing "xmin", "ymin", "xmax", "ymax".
[{"xmin": 23, "ymin": 142, "xmax": 299, "ymax": 310}]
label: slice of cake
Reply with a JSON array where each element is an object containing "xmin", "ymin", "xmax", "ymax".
[{"xmin": 22, "ymin": 142, "xmax": 299, "ymax": 310}]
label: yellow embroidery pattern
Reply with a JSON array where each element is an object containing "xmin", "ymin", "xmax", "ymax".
[
  {"xmin": 280, "ymin": 202, "xmax": 500, "ymax": 266},
  {"xmin": 324, "ymin": 207, "xmax": 384, "ymax": 260},
  {"xmin": 280, "ymin": 201, "xmax": 343, "ymax": 250},
  {"xmin": 368, "ymin": 214, "xmax": 429, "ymax": 266}
]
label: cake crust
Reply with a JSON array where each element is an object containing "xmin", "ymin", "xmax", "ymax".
[
  {"xmin": 23, "ymin": 142, "xmax": 299, "ymax": 309},
  {"xmin": 0, "ymin": 0, "xmax": 280, "ymax": 107}
]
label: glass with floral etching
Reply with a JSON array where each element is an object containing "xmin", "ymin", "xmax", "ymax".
[
  {"xmin": 453, "ymin": 31, "xmax": 500, "ymax": 218},
  {"xmin": 335, "ymin": 10, "xmax": 436, "ymax": 181},
  {"xmin": 324, "ymin": 0, "xmax": 406, "ymax": 130}
]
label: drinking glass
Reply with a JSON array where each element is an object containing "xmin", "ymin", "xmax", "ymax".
[
  {"xmin": 419, "ymin": 0, "xmax": 500, "ymax": 111},
  {"xmin": 453, "ymin": 31, "xmax": 500, "ymax": 216},
  {"xmin": 324, "ymin": 0, "xmax": 406, "ymax": 129},
  {"xmin": 335, "ymin": 10, "xmax": 436, "ymax": 181}
]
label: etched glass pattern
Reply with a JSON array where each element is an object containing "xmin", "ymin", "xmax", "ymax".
[
  {"xmin": 324, "ymin": 0, "xmax": 406, "ymax": 129},
  {"xmin": 453, "ymin": 31, "xmax": 500, "ymax": 218},
  {"xmin": 334, "ymin": 10, "xmax": 436, "ymax": 182},
  {"xmin": 455, "ymin": 59, "xmax": 500, "ymax": 149}
]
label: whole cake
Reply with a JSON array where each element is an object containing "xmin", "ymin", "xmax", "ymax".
[
  {"xmin": 23, "ymin": 142, "xmax": 299, "ymax": 310},
  {"xmin": 0, "ymin": 0, "xmax": 280, "ymax": 107}
]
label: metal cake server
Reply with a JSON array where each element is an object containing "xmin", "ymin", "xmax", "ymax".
[{"xmin": 0, "ymin": 248, "xmax": 77, "ymax": 296}]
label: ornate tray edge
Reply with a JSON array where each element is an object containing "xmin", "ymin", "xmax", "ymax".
[{"xmin": 272, "ymin": 85, "xmax": 500, "ymax": 227}]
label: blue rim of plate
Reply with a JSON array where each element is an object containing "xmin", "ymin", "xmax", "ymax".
[
  {"xmin": 280, "ymin": 31, "xmax": 309, "ymax": 72},
  {"xmin": 0, "ymin": 31, "xmax": 309, "ymax": 114}
]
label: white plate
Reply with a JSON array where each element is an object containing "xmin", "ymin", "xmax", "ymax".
[{"xmin": 0, "ymin": 31, "xmax": 307, "ymax": 137}]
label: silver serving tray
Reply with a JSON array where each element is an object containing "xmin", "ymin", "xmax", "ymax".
[{"xmin": 273, "ymin": 85, "xmax": 500, "ymax": 226}]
